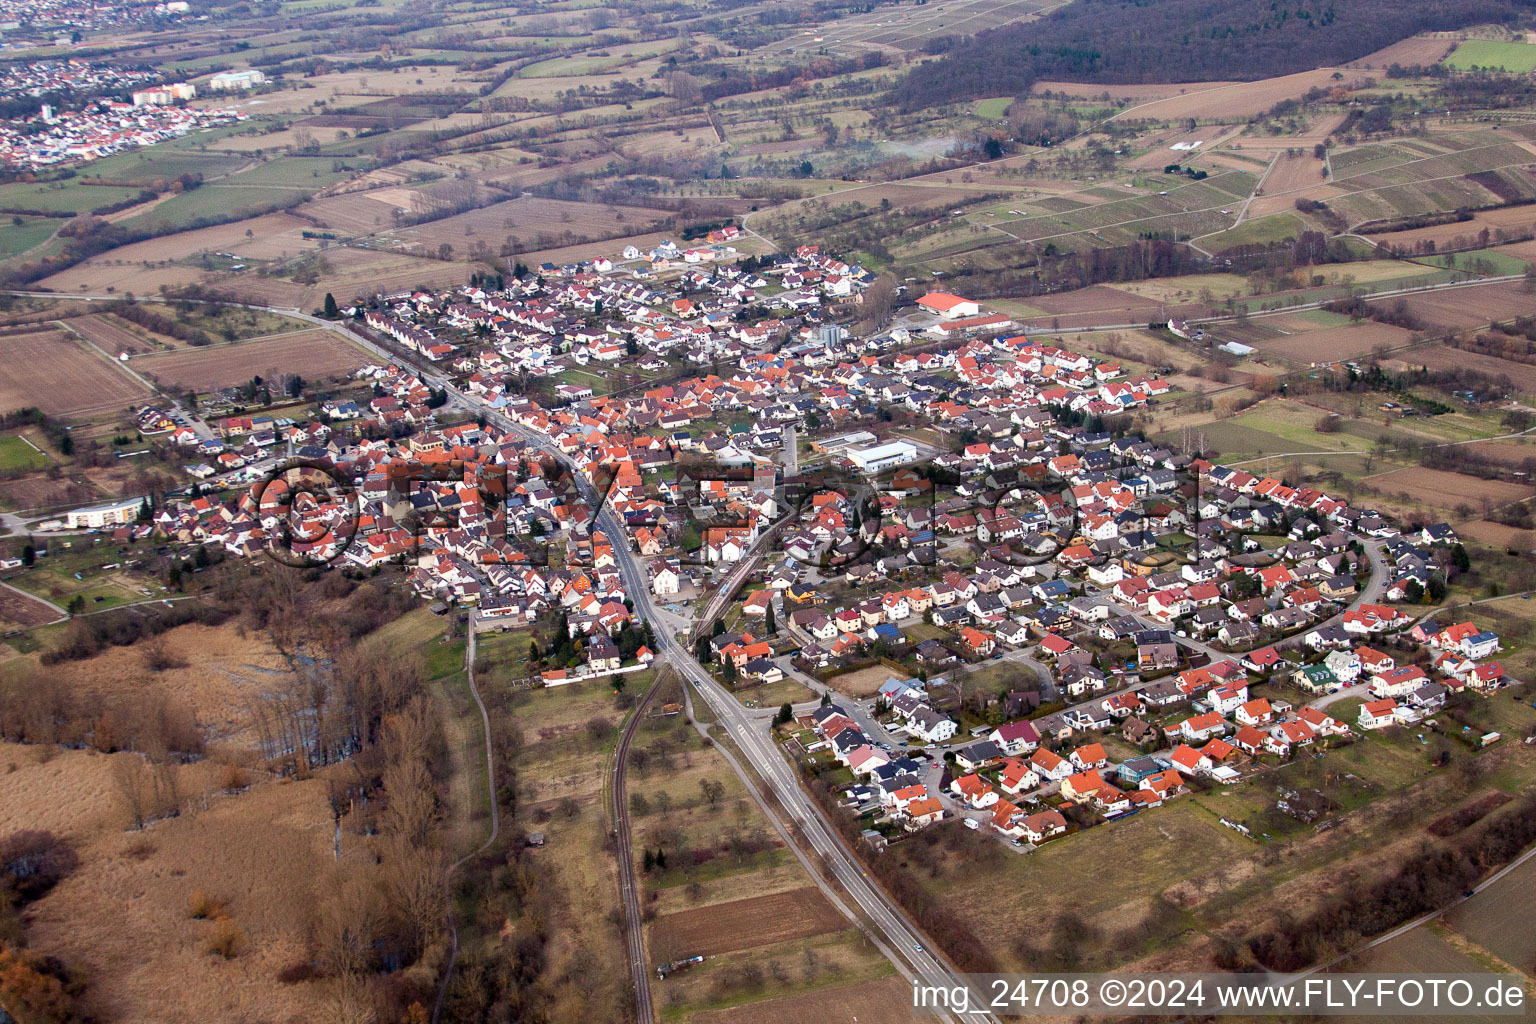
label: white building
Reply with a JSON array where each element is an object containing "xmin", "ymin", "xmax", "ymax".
[
  {"xmin": 208, "ymin": 70, "xmax": 266, "ymax": 91},
  {"xmin": 65, "ymin": 498, "xmax": 143, "ymax": 529},
  {"xmin": 133, "ymin": 82, "xmax": 195, "ymax": 106},
  {"xmin": 846, "ymin": 440, "xmax": 919, "ymax": 474}
]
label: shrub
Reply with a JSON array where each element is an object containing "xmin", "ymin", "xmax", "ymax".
[
  {"xmin": 123, "ymin": 837, "xmax": 156, "ymax": 861},
  {"xmin": 187, "ymin": 890, "xmax": 225, "ymax": 920},
  {"xmin": 218, "ymin": 762, "xmax": 247, "ymax": 793},
  {"xmin": 0, "ymin": 830, "xmax": 78, "ymax": 905},
  {"xmin": 203, "ymin": 916, "xmax": 244, "ymax": 959}
]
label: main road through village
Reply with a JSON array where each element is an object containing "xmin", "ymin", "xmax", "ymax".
[
  {"xmin": 490, "ymin": 413, "xmax": 994, "ymax": 1024},
  {"xmin": 0, "ymin": 285, "xmax": 1447, "ymax": 1023}
]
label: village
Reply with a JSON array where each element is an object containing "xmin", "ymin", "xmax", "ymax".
[
  {"xmin": 0, "ymin": 97, "xmax": 242, "ymax": 168},
  {"xmin": 763, "ymin": 443, "xmax": 1511, "ymax": 848},
  {"xmin": 0, "ymin": 0, "xmax": 192, "ymax": 49},
  {"xmin": 93, "ymin": 227, "xmax": 1518, "ymax": 859},
  {"xmin": 9, "ymin": 3, "xmax": 1536, "ymax": 1016},
  {"xmin": 0, "ymin": 58, "xmax": 164, "ymax": 101}
]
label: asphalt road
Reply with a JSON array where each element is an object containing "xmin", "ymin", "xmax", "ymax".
[
  {"xmin": 609, "ymin": 525, "xmax": 994, "ymax": 1023},
  {"xmin": 494, "ymin": 416, "xmax": 993, "ymax": 1024},
  {"xmin": 1090, "ymin": 539, "xmax": 1390, "ymax": 667}
]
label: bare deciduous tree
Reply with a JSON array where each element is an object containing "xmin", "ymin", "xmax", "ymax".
[{"xmin": 112, "ymin": 754, "xmax": 147, "ymax": 830}]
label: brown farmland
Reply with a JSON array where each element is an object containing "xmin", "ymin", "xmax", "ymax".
[
  {"xmin": 1110, "ymin": 69, "xmax": 1357, "ymax": 122},
  {"xmin": 1444, "ymin": 853, "xmax": 1536, "ymax": 975},
  {"xmin": 36, "ymin": 211, "xmax": 321, "ymax": 294},
  {"xmin": 69, "ymin": 313, "xmax": 172, "ymax": 356},
  {"xmin": 0, "ymin": 475, "xmax": 103, "ymax": 512},
  {"xmin": 300, "ymin": 190, "xmax": 413, "ymax": 236},
  {"xmin": 1391, "ymin": 342, "xmax": 1536, "ymax": 397},
  {"xmin": 1034, "ymin": 80, "xmax": 1241, "ymax": 101},
  {"xmin": 0, "ymin": 329, "xmax": 150, "ymax": 417},
  {"xmin": 1029, "ymin": 285, "xmax": 1160, "ymax": 315},
  {"xmin": 291, "ymin": 247, "xmax": 469, "ymax": 306},
  {"xmin": 25, "ymin": 766, "xmax": 346, "ymax": 1024},
  {"xmin": 1371, "ymin": 206, "xmax": 1536, "ymax": 253},
  {"xmin": 1398, "ymin": 280, "xmax": 1536, "ymax": 330},
  {"xmin": 1256, "ymin": 322, "xmax": 1414, "ymax": 363},
  {"xmin": 1263, "ymin": 152, "xmax": 1330, "ymax": 196},
  {"xmin": 1458, "ymin": 439, "xmax": 1536, "ymax": 466},
  {"xmin": 1346, "ymin": 34, "xmax": 1460, "ymax": 68},
  {"xmin": 1459, "ymin": 519, "xmax": 1536, "ymax": 552},
  {"xmin": 692, "ymin": 975, "xmax": 925, "ymax": 1024},
  {"xmin": 0, "ymin": 584, "xmax": 61, "ymax": 627},
  {"xmin": 1361, "ymin": 467, "xmax": 1534, "ymax": 510},
  {"xmin": 134, "ymin": 330, "xmax": 373, "ymax": 390},
  {"xmin": 651, "ymin": 887, "xmax": 847, "ymax": 957},
  {"xmin": 773, "ymin": 182, "xmax": 986, "ymax": 223},
  {"xmin": 382, "ymin": 195, "xmax": 672, "ymax": 251},
  {"xmin": 826, "ymin": 663, "xmax": 902, "ymax": 698}
]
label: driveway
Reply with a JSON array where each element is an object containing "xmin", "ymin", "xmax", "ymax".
[{"xmin": 1309, "ymin": 681, "xmax": 1370, "ymax": 711}]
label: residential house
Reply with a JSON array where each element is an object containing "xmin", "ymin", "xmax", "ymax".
[
  {"xmin": 989, "ymin": 720, "xmax": 1041, "ymax": 756},
  {"xmin": 1358, "ymin": 698, "xmax": 1401, "ymax": 730},
  {"xmin": 950, "ymin": 773, "xmax": 999, "ymax": 809}
]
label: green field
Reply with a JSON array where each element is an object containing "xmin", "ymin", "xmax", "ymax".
[
  {"xmin": 1419, "ymin": 248, "xmax": 1530, "ymax": 276},
  {"xmin": 9, "ymin": 566, "xmax": 147, "ymax": 612},
  {"xmin": 1160, "ymin": 418, "xmax": 1351, "ymax": 465},
  {"xmin": 1443, "ymin": 39, "xmax": 1536, "ymax": 72},
  {"xmin": 0, "ymin": 216, "xmax": 57, "ymax": 260},
  {"xmin": 0, "ymin": 435, "xmax": 50, "ymax": 472},
  {"xmin": 558, "ymin": 367, "xmax": 615, "ymax": 395},
  {"xmin": 974, "ymin": 97, "xmax": 1012, "ymax": 120},
  {"xmin": 123, "ymin": 184, "xmax": 310, "ymax": 230},
  {"xmin": 1199, "ymin": 212, "xmax": 1303, "ymax": 250},
  {"xmin": 227, "ymin": 157, "xmax": 356, "ymax": 187},
  {"xmin": 518, "ymin": 38, "xmax": 681, "ymax": 77},
  {"xmin": 1293, "ymin": 309, "xmax": 1355, "ymax": 327},
  {"xmin": 78, "ymin": 150, "xmax": 251, "ymax": 187},
  {"xmin": 0, "ymin": 181, "xmax": 145, "ymax": 215}
]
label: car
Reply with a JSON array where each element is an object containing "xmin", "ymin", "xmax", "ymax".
[
  {"xmin": 1463, "ymin": 889, "xmax": 1476, "ymax": 898},
  {"xmin": 914, "ymin": 944, "xmax": 924, "ymax": 953}
]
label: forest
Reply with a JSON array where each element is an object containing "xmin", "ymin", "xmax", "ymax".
[{"xmin": 893, "ymin": 0, "xmax": 1535, "ymax": 110}]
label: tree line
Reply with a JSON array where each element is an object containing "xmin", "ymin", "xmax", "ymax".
[
  {"xmin": 1246, "ymin": 796, "xmax": 1536, "ymax": 970},
  {"xmin": 892, "ymin": 0, "xmax": 1533, "ymax": 111}
]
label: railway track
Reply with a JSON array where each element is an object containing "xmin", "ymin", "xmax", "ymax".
[{"xmin": 611, "ymin": 669, "xmax": 666, "ymax": 1024}]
